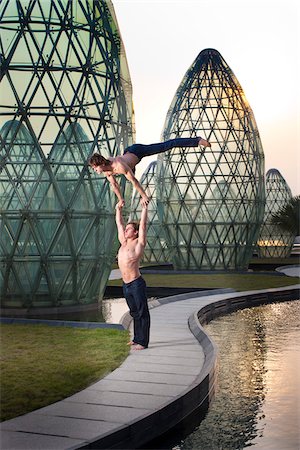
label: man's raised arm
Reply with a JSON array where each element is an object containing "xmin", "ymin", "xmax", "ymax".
[
  {"xmin": 115, "ymin": 201, "xmax": 126, "ymax": 244},
  {"xmin": 138, "ymin": 204, "xmax": 148, "ymax": 247}
]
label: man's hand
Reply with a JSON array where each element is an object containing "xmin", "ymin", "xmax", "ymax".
[
  {"xmin": 116, "ymin": 199, "xmax": 125, "ymax": 209},
  {"xmin": 140, "ymin": 195, "xmax": 150, "ymax": 207}
]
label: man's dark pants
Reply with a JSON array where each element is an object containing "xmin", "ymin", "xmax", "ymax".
[{"xmin": 122, "ymin": 276, "xmax": 150, "ymax": 348}]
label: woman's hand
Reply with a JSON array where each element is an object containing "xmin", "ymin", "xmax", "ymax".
[
  {"xmin": 115, "ymin": 199, "xmax": 125, "ymax": 209},
  {"xmin": 140, "ymin": 195, "xmax": 150, "ymax": 207}
]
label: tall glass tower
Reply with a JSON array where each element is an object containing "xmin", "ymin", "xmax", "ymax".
[
  {"xmin": 157, "ymin": 48, "xmax": 265, "ymax": 270},
  {"xmin": 257, "ymin": 169, "xmax": 294, "ymax": 258},
  {"xmin": 130, "ymin": 161, "xmax": 170, "ymax": 264},
  {"xmin": 0, "ymin": 0, "xmax": 134, "ymax": 310}
]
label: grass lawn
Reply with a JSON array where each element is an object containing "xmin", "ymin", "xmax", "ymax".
[
  {"xmin": 108, "ymin": 273, "xmax": 299, "ymax": 291},
  {"xmin": 0, "ymin": 325, "xmax": 129, "ymax": 422}
]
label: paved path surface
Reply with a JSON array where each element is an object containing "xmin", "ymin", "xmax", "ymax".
[
  {"xmin": 276, "ymin": 264, "xmax": 300, "ymax": 278},
  {"xmin": 1, "ymin": 285, "xmax": 299, "ymax": 449}
]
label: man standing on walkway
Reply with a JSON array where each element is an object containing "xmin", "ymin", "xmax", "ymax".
[{"xmin": 115, "ymin": 201, "xmax": 150, "ymax": 350}]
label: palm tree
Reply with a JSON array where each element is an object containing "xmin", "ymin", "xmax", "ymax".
[{"xmin": 271, "ymin": 195, "xmax": 300, "ymax": 235}]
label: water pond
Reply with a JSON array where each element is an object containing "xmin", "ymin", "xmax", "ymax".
[{"xmin": 154, "ymin": 299, "xmax": 300, "ymax": 450}]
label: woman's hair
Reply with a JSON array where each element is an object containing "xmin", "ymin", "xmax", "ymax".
[{"xmin": 89, "ymin": 153, "xmax": 110, "ymax": 167}]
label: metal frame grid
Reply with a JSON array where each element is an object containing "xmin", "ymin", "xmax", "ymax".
[
  {"xmin": 0, "ymin": 0, "xmax": 134, "ymax": 308},
  {"xmin": 130, "ymin": 161, "xmax": 170, "ymax": 264},
  {"xmin": 157, "ymin": 48, "xmax": 265, "ymax": 270},
  {"xmin": 257, "ymin": 169, "xmax": 294, "ymax": 258}
]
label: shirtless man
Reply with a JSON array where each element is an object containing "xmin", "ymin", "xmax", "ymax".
[
  {"xmin": 89, "ymin": 136, "xmax": 211, "ymax": 206},
  {"xmin": 115, "ymin": 201, "xmax": 150, "ymax": 350}
]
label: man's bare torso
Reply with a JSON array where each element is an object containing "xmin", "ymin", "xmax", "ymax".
[{"xmin": 117, "ymin": 238, "xmax": 143, "ymax": 284}]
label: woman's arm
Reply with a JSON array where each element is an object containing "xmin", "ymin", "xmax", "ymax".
[
  {"xmin": 106, "ymin": 174, "xmax": 125, "ymax": 205},
  {"xmin": 123, "ymin": 169, "xmax": 149, "ymax": 206}
]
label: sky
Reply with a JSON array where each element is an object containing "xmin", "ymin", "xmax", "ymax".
[{"xmin": 112, "ymin": 0, "xmax": 300, "ymax": 195}]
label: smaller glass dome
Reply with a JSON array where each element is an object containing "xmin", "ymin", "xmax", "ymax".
[{"xmin": 257, "ymin": 169, "xmax": 294, "ymax": 258}]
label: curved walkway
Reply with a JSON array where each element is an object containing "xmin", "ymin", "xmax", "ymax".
[
  {"xmin": 276, "ymin": 264, "xmax": 300, "ymax": 278},
  {"xmin": 1, "ymin": 285, "xmax": 299, "ymax": 450}
]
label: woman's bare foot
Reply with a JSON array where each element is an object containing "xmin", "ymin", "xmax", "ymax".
[
  {"xmin": 132, "ymin": 344, "xmax": 146, "ymax": 350},
  {"xmin": 198, "ymin": 138, "xmax": 211, "ymax": 148},
  {"xmin": 127, "ymin": 340, "xmax": 135, "ymax": 346}
]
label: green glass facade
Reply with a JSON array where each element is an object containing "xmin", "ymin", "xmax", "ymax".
[
  {"xmin": 130, "ymin": 161, "xmax": 170, "ymax": 264},
  {"xmin": 257, "ymin": 169, "xmax": 294, "ymax": 258},
  {"xmin": 157, "ymin": 48, "xmax": 265, "ymax": 270},
  {"xmin": 0, "ymin": 0, "xmax": 134, "ymax": 309}
]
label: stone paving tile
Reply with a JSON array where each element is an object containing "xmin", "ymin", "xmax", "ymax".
[
  {"xmin": 148, "ymin": 340, "xmax": 197, "ymax": 347},
  {"xmin": 148, "ymin": 327, "xmax": 192, "ymax": 333},
  {"xmin": 147, "ymin": 330, "xmax": 196, "ymax": 336},
  {"xmin": 33, "ymin": 402, "xmax": 151, "ymax": 424},
  {"xmin": 66, "ymin": 390, "xmax": 173, "ymax": 410},
  {"xmin": 1, "ymin": 415, "xmax": 121, "ymax": 439},
  {"xmin": 144, "ymin": 343, "xmax": 202, "ymax": 353},
  {"xmin": 130, "ymin": 355, "xmax": 203, "ymax": 366},
  {"xmin": 155, "ymin": 304, "xmax": 202, "ymax": 310},
  {"xmin": 119, "ymin": 361, "xmax": 200, "ymax": 376},
  {"xmin": 105, "ymin": 369, "xmax": 196, "ymax": 385},
  {"xmin": 148, "ymin": 334, "xmax": 195, "ymax": 341},
  {"xmin": 151, "ymin": 312, "xmax": 192, "ymax": 318},
  {"xmin": 151, "ymin": 315, "xmax": 190, "ymax": 320},
  {"xmin": 0, "ymin": 431, "xmax": 83, "ymax": 450},
  {"xmin": 150, "ymin": 323, "xmax": 189, "ymax": 328},
  {"xmin": 132, "ymin": 343, "xmax": 203, "ymax": 353},
  {"xmin": 89, "ymin": 379, "xmax": 185, "ymax": 396}
]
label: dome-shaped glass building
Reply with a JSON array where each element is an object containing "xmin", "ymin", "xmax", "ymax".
[
  {"xmin": 157, "ymin": 48, "xmax": 265, "ymax": 270},
  {"xmin": 130, "ymin": 161, "xmax": 170, "ymax": 264},
  {"xmin": 257, "ymin": 169, "xmax": 294, "ymax": 258},
  {"xmin": 0, "ymin": 0, "xmax": 134, "ymax": 311}
]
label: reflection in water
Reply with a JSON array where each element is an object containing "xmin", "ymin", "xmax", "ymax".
[
  {"xmin": 25, "ymin": 298, "xmax": 129, "ymax": 324},
  {"xmin": 102, "ymin": 297, "xmax": 157, "ymax": 324},
  {"xmin": 102, "ymin": 298, "xmax": 129, "ymax": 324},
  {"xmin": 27, "ymin": 307, "xmax": 105, "ymax": 323},
  {"xmin": 172, "ymin": 300, "xmax": 300, "ymax": 450}
]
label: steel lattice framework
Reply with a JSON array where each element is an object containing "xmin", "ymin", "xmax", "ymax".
[
  {"xmin": 157, "ymin": 48, "xmax": 265, "ymax": 270},
  {"xmin": 130, "ymin": 161, "xmax": 170, "ymax": 264},
  {"xmin": 257, "ymin": 169, "xmax": 294, "ymax": 258},
  {"xmin": 0, "ymin": 0, "xmax": 134, "ymax": 310}
]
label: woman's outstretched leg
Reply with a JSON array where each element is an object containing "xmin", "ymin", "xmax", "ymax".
[{"xmin": 124, "ymin": 136, "xmax": 211, "ymax": 160}]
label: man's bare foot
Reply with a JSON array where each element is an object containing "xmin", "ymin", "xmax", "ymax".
[
  {"xmin": 132, "ymin": 344, "xmax": 146, "ymax": 350},
  {"xmin": 127, "ymin": 340, "xmax": 135, "ymax": 346},
  {"xmin": 198, "ymin": 138, "xmax": 211, "ymax": 148}
]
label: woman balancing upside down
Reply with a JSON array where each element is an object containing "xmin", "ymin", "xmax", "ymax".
[{"xmin": 89, "ymin": 136, "xmax": 211, "ymax": 206}]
